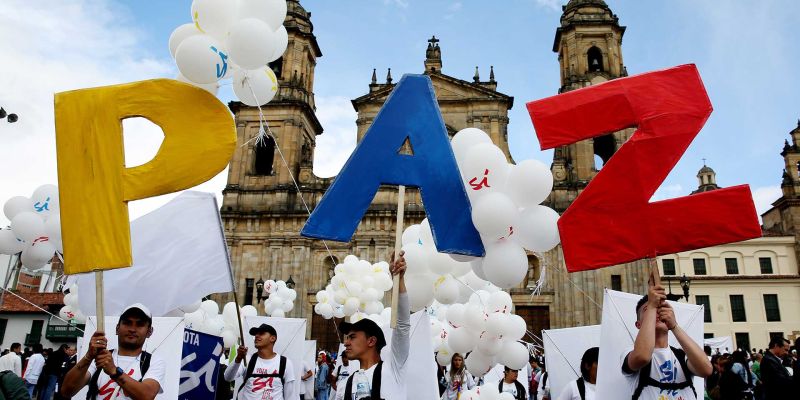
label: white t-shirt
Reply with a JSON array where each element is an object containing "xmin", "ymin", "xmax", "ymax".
[
  {"xmin": 226, "ymin": 354, "xmax": 297, "ymax": 400},
  {"xmin": 441, "ymin": 369, "xmax": 475, "ymax": 400},
  {"xmin": 86, "ymin": 352, "xmax": 166, "ymax": 400},
  {"xmin": 299, "ymin": 361, "xmax": 313, "ymax": 395},
  {"xmin": 622, "ymin": 347, "xmax": 695, "ymax": 400},
  {"xmin": 536, "ymin": 371, "xmax": 550, "ymax": 400},
  {"xmin": 0, "ymin": 352, "xmax": 21, "ymax": 376},
  {"xmin": 348, "ymin": 293, "xmax": 411, "ymax": 400},
  {"xmin": 500, "ymin": 381, "xmax": 520, "ymax": 397},
  {"xmin": 555, "ymin": 379, "xmax": 595, "ymax": 400},
  {"xmin": 333, "ymin": 364, "xmax": 352, "ymax": 400},
  {"xmin": 23, "ymin": 353, "xmax": 45, "ymax": 384}
]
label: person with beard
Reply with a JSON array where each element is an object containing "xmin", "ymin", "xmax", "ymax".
[{"xmin": 60, "ymin": 304, "xmax": 166, "ymax": 400}]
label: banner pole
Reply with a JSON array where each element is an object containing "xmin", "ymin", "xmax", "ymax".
[
  {"xmin": 390, "ymin": 185, "xmax": 405, "ymax": 329},
  {"xmin": 95, "ymin": 270, "xmax": 105, "ymax": 331},
  {"xmin": 648, "ymin": 257, "xmax": 662, "ymax": 287}
]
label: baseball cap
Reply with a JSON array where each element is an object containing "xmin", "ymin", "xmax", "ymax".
[
  {"xmin": 249, "ymin": 323, "xmax": 278, "ymax": 337},
  {"xmin": 338, "ymin": 318, "xmax": 386, "ymax": 349},
  {"xmin": 120, "ymin": 303, "xmax": 153, "ymax": 323}
]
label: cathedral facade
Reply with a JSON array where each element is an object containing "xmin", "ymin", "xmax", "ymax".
[{"xmin": 221, "ymin": 0, "xmax": 655, "ymax": 350}]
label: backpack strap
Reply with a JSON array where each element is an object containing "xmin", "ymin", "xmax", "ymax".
[
  {"xmin": 514, "ymin": 381, "xmax": 525, "ymax": 400},
  {"xmin": 343, "ymin": 362, "xmax": 383, "ymax": 400},
  {"xmin": 630, "ymin": 347, "xmax": 696, "ymax": 400},
  {"xmin": 542, "ymin": 372, "xmax": 548, "ymax": 388},
  {"xmin": 577, "ymin": 377, "xmax": 586, "ymax": 400},
  {"xmin": 236, "ymin": 353, "xmax": 260, "ymax": 397}
]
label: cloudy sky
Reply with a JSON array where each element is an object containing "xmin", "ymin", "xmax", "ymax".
[{"xmin": 1, "ymin": 0, "xmax": 797, "ymax": 227}]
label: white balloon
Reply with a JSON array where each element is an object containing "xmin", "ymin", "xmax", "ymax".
[
  {"xmin": 488, "ymin": 291, "xmax": 513, "ymax": 314},
  {"xmin": 436, "ymin": 342, "xmax": 454, "ymax": 367},
  {"xmin": 446, "ymin": 303, "xmax": 466, "ymax": 329},
  {"xmin": 175, "ymin": 34, "xmax": 229, "ymax": 84},
  {"xmin": 465, "ymin": 350, "xmax": 493, "ymax": 378},
  {"xmin": 264, "ymin": 280, "xmax": 277, "ymax": 294},
  {"xmin": 485, "ymin": 312, "xmax": 508, "ymax": 338},
  {"xmin": 43, "ymin": 215, "xmax": 61, "ymax": 241},
  {"xmin": 482, "ymin": 240, "xmax": 529, "ymax": 289},
  {"xmin": 21, "ymin": 241, "xmax": 55, "ymax": 269},
  {"xmin": 169, "ymin": 23, "xmax": 202, "ymax": 58},
  {"xmin": 364, "ymin": 301, "xmax": 383, "ymax": 315},
  {"xmin": 471, "ymin": 192, "xmax": 518, "ymax": 240},
  {"xmin": 401, "ymin": 225, "xmax": 421, "ymax": 246},
  {"xmin": 11, "ymin": 212, "xmax": 45, "ymax": 242},
  {"xmin": 506, "ymin": 160, "xmax": 554, "ymax": 207},
  {"xmin": 433, "ymin": 275, "xmax": 460, "ymax": 305},
  {"xmin": 401, "ymin": 245, "xmax": 428, "ymax": 276},
  {"xmin": 429, "ymin": 252, "xmax": 457, "ymax": 276},
  {"xmin": 479, "ymin": 382, "xmax": 501, "ymax": 400},
  {"xmin": 232, "ymin": 66, "xmax": 279, "ymax": 106},
  {"xmin": 192, "ymin": 0, "xmax": 238, "ymax": 41},
  {"xmin": 281, "ymin": 300, "xmax": 294, "ymax": 312},
  {"xmin": 30, "ymin": 185, "xmax": 59, "ymax": 217},
  {"xmin": 451, "ymin": 128, "xmax": 492, "ymax": 163},
  {"xmin": 503, "ymin": 314, "xmax": 527, "ymax": 341},
  {"xmin": 184, "ymin": 310, "xmax": 205, "ymax": 329},
  {"xmin": 270, "ymin": 308, "xmax": 285, "ymax": 318},
  {"xmin": 269, "ymin": 25, "xmax": 288, "ymax": 62},
  {"xmin": 498, "ymin": 340, "xmax": 529, "ymax": 370},
  {"xmin": 179, "ymin": 301, "xmax": 202, "ymax": 314},
  {"xmin": 222, "ymin": 302, "xmax": 239, "ymax": 325},
  {"xmin": 515, "ymin": 206, "xmax": 561, "ymax": 252},
  {"xmin": 498, "ymin": 393, "xmax": 515, "ymax": 400},
  {"xmin": 477, "ymin": 334, "xmax": 503, "ymax": 357},
  {"xmin": 343, "ymin": 297, "xmax": 360, "ymax": 316},
  {"xmin": 226, "ymin": 18, "xmax": 277, "ymax": 69},
  {"xmin": 59, "ymin": 305, "xmax": 74, "ymax": 321},
  {"xmin": 448, "ymin": 327, "xmax": 479, "ymax": 354},
  {"xmin": 276, "ymin": 280, "xmax": 287, "ymax": 290},
  {"xmin": 344, "ymin": 255, "xmax": 359, "ymax": 265},
  {"xmin": 316, "ymin": 303, "xmax": 333, "ymax": 319},
  {"xmin": 0, "ymin": 229, "xmax": 25, "ymax": 255},
  {"xmin": 419, "ymin": 219, "xmax": 435, "ymax": 248},
  {"xmin": 237, "ymin": 0, "xmax": 288, "ymax": 31},
  {"xmin": 316, "ymin": 290, "xmax": 330, "ymax": 304},
  {"xmin": 363, "ymin": 288, "xmax": 380, "ymax": 302},
  {"xmin": 176, "ymin": 73, "xmax": 220, "ymax": 95},
  {"xmin": 405, "ymin": 273, "xmax": 435, "ymax": 312},
  {"xmin": 471, "ymin": 259, "xmax": 489, "ymax": 281},
  {"xmin": 333, "ymin": 306, "xmax": 345, "ymax": 319},
  {"xmin": 461, "ymin": 143, "xmax": 509, "ymax": 196},
  {"xmin": 204, "ymin": 316, "xmax": 225, "ymax": 336},
  {"xmin": 3, "ymin": 196, "xmax": 33, "ymax": 221},
  {"xmin": 463, "ymin": 304, "xmax": 487, "ymax": 332},
  {"xmin": 241, "ymin": 305, "xmax": 258, "ymax": 317},
  {"xmin": 450, "ymin": 259, "xmax": 472, "ymax": 278},
  {"xmin": 200, "ymin": 300, "xmax": 220, "ymax": 316},
  {"xmin": 222, "ymin": 329, "xmax": 238, "ymax": 348},
  {"xmin": 73, "ymin": 312, "xmax": 87, "ymax": 324}
]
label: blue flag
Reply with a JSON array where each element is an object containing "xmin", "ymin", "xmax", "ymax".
[{"xmin": 179, "ymin": 329, "xmax": 224, "ymax": 400}]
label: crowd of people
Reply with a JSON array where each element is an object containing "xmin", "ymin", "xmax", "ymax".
[{"xmin": 0, "ymin": 342, "xmax": 77, "ymax": 400}]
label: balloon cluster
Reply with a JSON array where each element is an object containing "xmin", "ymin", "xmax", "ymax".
[
  {"xmin": 58, "ymin": 284, "xmax": 87, "ymax": 325},
  {"xmin": 170, "ymin": 0, "xmax": 288, "ymax": 106},
  {"xmin": 260, "ymin": 279, "xmax": 297, "ymax": 318},
  {"xmin": 184, "ymin": 300, "xmax": 259, "ymax": 348},
  {"xmin": 453, "ymin": 127, "xmax": 560, "ymax": 289},
  {"xmin": 0, "ymin": 184, "xmax": 62, "ymax": 269},
  {"xmin": 314, "ymin": 255, "xmax": 394, "ymax": 323},
  {"xmin": 430, "ymin": 290, "xmax": 529, "ymax": 378},
  {"xmin": 457, "ymin": 384, "xmax": 515, "ymax": 400}
]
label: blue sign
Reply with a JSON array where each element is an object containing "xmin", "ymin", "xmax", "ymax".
[
  {"xmin": 301, "ymin": 74, "xmax": 484, "ymax": 256},
  {"xmin": 179, "ymin": 329, "xmax": 223, "ymax": 400}
]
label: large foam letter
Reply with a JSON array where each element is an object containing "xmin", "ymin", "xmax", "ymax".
[
  {"xmin": 527, "ymin": 64, "xmax": 761, "ymax": 272},
  {"xmin": 55, "ymin": 79, "xmax": 236, "ymax": 274},
  {"xmin": 301, "ymin": 74, "xmax": 484, "ymax": 256}
]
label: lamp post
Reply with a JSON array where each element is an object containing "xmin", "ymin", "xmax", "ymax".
[
  {"xmin": 255, "ymin": 278, "xmax": 268, "ymax": 303},
  {"xmin": 664, "ymin": 274, "xmax": 691, "ymax": 301},
  {"xmin": 286, "ymin": 275, "xmax": 295, "ymax": 289}
]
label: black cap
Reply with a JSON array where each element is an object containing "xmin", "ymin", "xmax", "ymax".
[
  {"xmin": 249, "ymin": 323, "xmax": 277, "ymax": 337},
  {"xmin": 338, "ymin": 318, "xmax": 386, "ymax": 349}
]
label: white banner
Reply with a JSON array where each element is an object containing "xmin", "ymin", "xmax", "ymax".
[{"xmin": 542, "ymin": 325, "xmax": 601, "ymax": 399}]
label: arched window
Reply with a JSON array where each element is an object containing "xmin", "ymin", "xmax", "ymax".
[
  {"xmin": 593, "ymin": 134, "xmax": 615, "ymax": 170},
  {"xmin": 253, "ymin": 136, "xmax": 276, "ymax": 175},
  {"xmin": 268, "ymin": 56, "xmax": 283, "ymax": 79},
  {"xmin": 587, "ymin": 46, "xmax": 604, "ymax": 72}
]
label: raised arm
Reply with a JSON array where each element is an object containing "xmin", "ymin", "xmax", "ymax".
[
  {"xmin": 390, "ymin": 252, "xmax": 410, "ymax": 372},
  {"xmin": 659, "ymin": 303, "xmax": 713, "ymax": 377},
  {"xmin": 223, "ymin": 345, "xmax": 247, "ymax": 382},
  {"xmin": 625, "ymin": 281, "xmax": 665, "ymax": 372}
]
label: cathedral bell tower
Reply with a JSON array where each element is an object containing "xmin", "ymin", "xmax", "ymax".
[{"xmin": 548, "ymin": 0, "xmax": 631, "ymax": 212}]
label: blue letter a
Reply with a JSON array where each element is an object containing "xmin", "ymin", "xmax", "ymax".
[{"xmin": 301, "ymin": 74, "xmax": 484, "ymax": 256}]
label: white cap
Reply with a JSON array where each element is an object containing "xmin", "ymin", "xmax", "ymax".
[{"xmin": 120, "ymin": 303, "xmax": 153, "ymax": 321}]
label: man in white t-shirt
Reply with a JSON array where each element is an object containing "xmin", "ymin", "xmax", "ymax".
[
  {"xmin": 556, "ymin": 347, "xmax": 598, "ymax": 400},
  {"xmin": 300, "ymin": 359, "xmax": 314, "ymax": 400},
  {"xmin": 60, "ymin": 303, "xmax": 167, "ymax": 400},
  {"xmin": 0, "ymin": 343, "xmax": 22, "ymax": 377},
  {"xmin": 23, "ymin": 343, "xmax": 45, "ymax": 397},
  {"xmin": 621, "ymin": 275, "xmax": 712, "ymax": 400},
  {"xmin": 338, "ymin": 252, "xmax": 409, "ymax": 400},
  {"xmin": 225, "ymin": 323, "xmax": 298, "ymax": 400},
  {"xmin": 331, "ymin": 352, "xmax": 351, "ymax": 400},
  {"xmin": 494, "ymin": 367, "xmax": 526, "ymax": 400}
]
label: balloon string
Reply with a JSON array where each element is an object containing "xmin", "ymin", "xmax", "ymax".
[
  {"xmin": 239, "ymin": 76, "xmax": 338, "ymax": 268},
  {"xmin": 0, "ymin": 287, "xmax": 84, "ymax": 332},
  {"xmin": 541, "ymin": 330, "xmax": 581, "ymax": 379}
]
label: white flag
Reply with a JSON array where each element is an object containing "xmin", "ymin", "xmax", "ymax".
[{"xmin": 75, "ymin": 191, "xmax": 234, "ymax": 317}]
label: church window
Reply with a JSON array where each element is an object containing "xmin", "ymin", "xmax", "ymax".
[
  {"xmin": 254, "ymin": 136, "xmax": 276, "ymax": 175},
  {"xmin": 759, "ymin": 257, "xmax": 773, "ymax": 274},
  {"xmin": 725, "ymin": 258, "xmax": 739, "ymax": 274},
  {"xmin": 587, "ymin": 46, "xmax": 604, "ymax": 72},
  {"xmin": 662, "ymin": 259, "xmax": 676, "ymax": 276},
  {"xmin": 244, "ymin": 278, "xmax": 254, "ymax": 306},
  {"xmin": 269, "ymin": 56, "xmax": 283, "ymax": 79},
  {"xmin": 611, "ymin": 275, "xmax": 622, "ymax": 291},
  {"xmin": 593, "ymin": 134, "xmax": 615, "ymax": 169}
]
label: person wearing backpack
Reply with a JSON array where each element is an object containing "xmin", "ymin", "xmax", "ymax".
[
  {"xmin": 60, "ymin": 303, "xmax": 166, "ymax": 400},
  {"xmin": 622, "ymin": 277, "xmax": 713, "ymax": 400},
  {"xmin": 557, "ymin": 347, "xmax": 598, "ymax": 400},
  {"xmin": 224, "ymin": 323, "xmax": 298, "ymax": 400},
  {"xmin": 338, "ymin": 251, "xmax": 409, "ymax": 400},
  {"xmin": 331, "ymin": 352, "xmax": 351, "ymax": 400},
  {"xmin": 535, "ymin": 362, "xmax": 550, "ymax": 400},
  {"xmin": 496, "ymin": 367, "xmax": 526, "ymax": 400}
]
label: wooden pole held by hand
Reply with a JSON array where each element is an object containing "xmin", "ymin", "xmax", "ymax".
[
  {"xmin": 648, "ymin": 257, "xmax": 661, "ymax": 287},
  {"xmin": 390, "ymin": 185, "xmax": 405, "ymax": 329},
  {"xmin": 95, "ymin": 270, "xmax": 105, "ymax": 331}
]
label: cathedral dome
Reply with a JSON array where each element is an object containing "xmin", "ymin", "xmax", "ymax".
[
  {"xmin": 698, "ymin": 165, "xmax": 715, "ymax": 175},
  {"xmin": 564, "ymin": 0, "xmax": 610, "ymax": 13}
]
